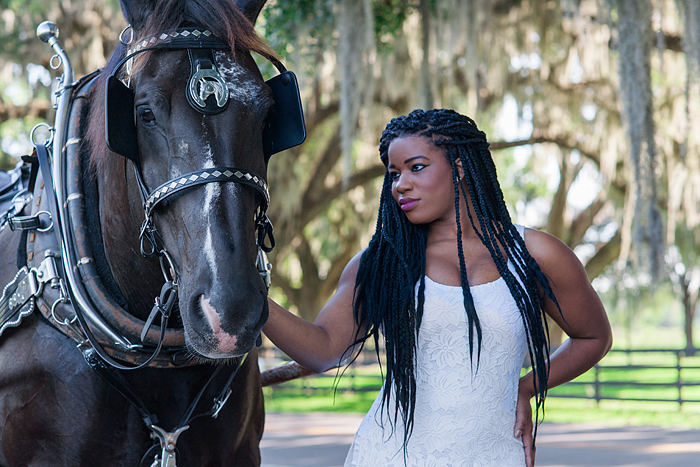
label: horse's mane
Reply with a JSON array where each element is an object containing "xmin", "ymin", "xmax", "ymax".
[{"xmin": 84, "ymin": 0, "xmax": 277, "ymax": 169}]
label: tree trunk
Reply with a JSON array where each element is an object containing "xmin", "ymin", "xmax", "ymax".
[
  {"xmin": 680, "ymin": 273, "xmax": 698, "ymax": 354},
  {"xmin": 418, "ymin": 0, "xmax": 433, "ymax": 109}
]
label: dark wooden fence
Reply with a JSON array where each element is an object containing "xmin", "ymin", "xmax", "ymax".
[
  {"xmin": 261, "ymin": 347, "xmax": 700, "ymax": 406},
  {"xmin": 546, "ymin": 348, "xmax": 700, "ymax": 406}
]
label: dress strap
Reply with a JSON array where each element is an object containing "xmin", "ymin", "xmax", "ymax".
[{"xmin": 513, "ymin": 223, "xmax": 525, "ymax": 240}]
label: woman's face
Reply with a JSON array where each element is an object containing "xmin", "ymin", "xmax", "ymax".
[{"xmin": 387, "ymin": 135, "xmax": 461, "ymax": 225}]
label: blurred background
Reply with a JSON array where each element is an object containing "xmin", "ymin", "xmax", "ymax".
[{"xmin": 2, "ymin": 0, "xmax": 700, "ymax": 426}]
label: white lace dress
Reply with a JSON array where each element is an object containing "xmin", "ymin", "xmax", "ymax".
[{"xmin": 344, "ymin": 227, "xmax": 528, "ymax": 467}]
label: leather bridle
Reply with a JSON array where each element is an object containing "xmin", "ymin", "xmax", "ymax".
[{"xmin": 83, "ymin": 27, "xmax": 281, "ymax": 372}]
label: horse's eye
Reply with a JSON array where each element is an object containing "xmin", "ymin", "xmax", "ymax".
[{"xmin": 137, "ymin": 107, "xmax": 156, "ymax": 126}]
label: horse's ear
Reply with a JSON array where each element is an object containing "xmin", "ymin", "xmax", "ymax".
[
  {"xmin": 235, "ymin": 0, "xmax": 268, "ymax": 25},
  {"xmin": 118, "ymin": 0, "xmax": 157, "ymax": 31}
]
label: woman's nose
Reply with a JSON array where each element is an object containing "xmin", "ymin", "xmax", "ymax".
[{"xmin": 395, "ymin": 173, "xmax": 411, "ymax": 192}]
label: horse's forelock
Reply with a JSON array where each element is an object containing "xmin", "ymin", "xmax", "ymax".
[{"xmin": 138, "ymin": 0, "xmax": 276, "ymax": 60}]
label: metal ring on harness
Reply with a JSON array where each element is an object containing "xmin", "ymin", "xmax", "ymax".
[
  {"xmin": 119, "ymin": 25, "xmax": 133, "ymax": 45},
  {"xmin": 35, "ymin": 210, "xmax": 54, "ymax": 232},
  {"xmin": 30, "ymin": 122, "xmax": 54, "ymax": 147},
  {"xmin": 49, "ymin": 54, "xmax": 62, "ymax": 70},
  {"xmin": 51, "ymin": 296, "xmax": 76, "ymax": 326}
]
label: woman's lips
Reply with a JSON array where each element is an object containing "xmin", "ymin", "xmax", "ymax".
[{"xmin": 399, "ymin": 198, "xmax": 418, "ymax": 211}]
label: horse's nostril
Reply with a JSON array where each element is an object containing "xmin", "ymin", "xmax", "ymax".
[{"xmin": 199, "ymin": 294, "xmax": 239, "ymax": 353}]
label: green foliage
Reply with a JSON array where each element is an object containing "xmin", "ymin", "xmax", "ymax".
[
  {"xmin": 374, "ymin": 0, "xmax": 410, "ymax": 47},
  {"xmin": 0, "ymin": 0, "xmax": 53, "ymax": 61},
  {"xmin": 261, "ymin": 0, "xmax": 338, "ymax": 65},
  {"xmin": 261, "ymin": 0, "xmax": 412, "ymax": 69},
  {"xmin": 0, "ymin": 116, "xmax": 43, "ymax": 170}
]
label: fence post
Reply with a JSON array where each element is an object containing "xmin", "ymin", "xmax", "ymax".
[
  {"xmin": 594, "ymin": 365, "xmax": 600, "ymax": 407},
  {"xmin": 676, "ymin": 350, "xmax": 683, "ymax": 408}
]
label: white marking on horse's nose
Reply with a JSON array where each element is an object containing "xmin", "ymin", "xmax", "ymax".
[
  {"xmin": 202, "ymin": 143, "xmax": 219, "ymax": 281},
  {"xmin": 200, "ymin": 296, "xmax": 238, "ymax": 352}
]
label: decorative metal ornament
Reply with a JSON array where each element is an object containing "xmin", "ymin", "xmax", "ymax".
[
  {"xmin": 188, "ymin": 65, "xmax": 228, "ymax": 110},
  {"xmin": 185, "ymin": 48, "xmax": 229, "ymax": 114},
  {"xmin": 0, "ymin": 267, "xmax": 34, "ymax": 337}
]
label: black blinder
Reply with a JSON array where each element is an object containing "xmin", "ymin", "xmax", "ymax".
[
  {"xmin": 263, "ymin": 71, "xmax": 306, "ymax": 161},
  {"xmin": 105, "ymin": 74, "xmax": 139, "ymax": 163}
]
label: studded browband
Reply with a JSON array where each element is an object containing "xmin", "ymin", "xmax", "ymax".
[{"xmin": 144, "ymin": 167, "xmax": 269, "ymax": 218}]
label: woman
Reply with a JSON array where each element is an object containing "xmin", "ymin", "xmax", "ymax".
[{"xmin": 264, "ymin": 109, "xmax": 612, "ymax": 466}]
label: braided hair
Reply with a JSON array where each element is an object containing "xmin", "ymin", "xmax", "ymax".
[{"xmin": 351, "ymin": 108, "xmax": 559, "ymax": 453}]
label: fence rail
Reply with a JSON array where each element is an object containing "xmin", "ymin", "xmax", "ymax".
[
  {"xmin": 262, "ymin": 347, "xmax": 700, "ymax": 407},
  {"xmin": 547, "ymin": 348, "xmax": 700, "ymax": 406}
]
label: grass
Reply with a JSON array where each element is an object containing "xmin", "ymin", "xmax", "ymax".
[{"xmin": 263, "ymin": 349, "xmax": 700, "ymax": 428}]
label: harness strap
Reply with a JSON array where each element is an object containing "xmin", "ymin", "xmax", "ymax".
[
  {"xmin": 81, "ymin": 345, "xmax": 245, "ymax": 434},
  {"xmin": 81, "ymin": 346, "xmax": 159, "ymax": 427},
  {"xmin": 21, "ymin": 152, "xmax": 39, "ymax": 194},
  {"xmin": 144, "ymin": 166, "xmax": 270, "ymax": 217},
  {"xmin": 68, "ymin": 268, "xmax": 172, "ymax": 371},
  {"xmin": 35, "ymin": 143, "xmax": 60, "ymax": 238},
  {"xmin": 178, "ymin": 353, "xmax": 247, "ymax": 426},
  {"xmin": 7, "ymin": 211, "xmax": 52, "ymax": 232}
]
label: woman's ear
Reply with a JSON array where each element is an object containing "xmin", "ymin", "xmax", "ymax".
[{"xmin": 455, "ymin": 157, "xmax": 465, "ymax": 179}]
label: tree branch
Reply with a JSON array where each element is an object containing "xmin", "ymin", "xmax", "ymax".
[
  {"xmin": 489, "ymin": 135, "xmax": 600, "ymax": 165},
  {"xmin": 297, "ymin": 234, "xmax": 321, "ymax": 291},
  {"xmin": 569, "ymin": 196, "xmax": 607, "ymax": 247},
  {"xmin": 584, "ymin": 230, "xmax": 621, "ymax": 280},
  {"xmin": 0, "ymin": 99, "xmax": 52, "ymax": 121},
  {"xmin": 300, "ymin": 164, "xmax": 385, "ymax": 227},
  {"xmin": 302, "ymin": 128, "xmax": 342, "ymax": 205}
]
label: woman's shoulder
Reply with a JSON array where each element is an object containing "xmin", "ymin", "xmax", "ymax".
[
  {"xmin": 336, "ymin": 248, "xmax": 367, "ymax": 288},
  {"xmin": 519, "ymin": 226, "xmax": 586, "ymax": 279}
]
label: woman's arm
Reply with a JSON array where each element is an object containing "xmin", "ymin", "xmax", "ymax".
[
  {"xmin": 520, "ymin": 228, "xmax": 613, "ymax": 394},
  {"xmin": 263, "ymin": 251, "xmax": 364, "ymax": 373},
  {"xmin": 514, "ymin": 228, "xmax": 613, "ymax": 466}
]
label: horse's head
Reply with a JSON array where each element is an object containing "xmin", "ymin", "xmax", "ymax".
[{"xmin": 87, "ymin": 0, "xmax": 301, "ymax": 360}]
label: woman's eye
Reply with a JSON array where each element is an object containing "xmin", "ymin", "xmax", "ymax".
[
  {"xmin": 411, "ymin": 164, "xmax": 426, "ymax": 172},
  {"xmin": 138, "ymin": 108, "xmax": 156, "ymax": 126},
  {"xmin": 389, "ymin": 172, "xmax": 400, "ymax": 181}
]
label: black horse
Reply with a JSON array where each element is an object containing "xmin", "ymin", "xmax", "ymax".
[{"xmin": 0, "ymin": 0, "xmax": 303, "ymax": 465}]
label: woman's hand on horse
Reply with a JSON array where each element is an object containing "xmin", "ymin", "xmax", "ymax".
[{"xmin": 263, "ymin": 251, "xmax": 364, "ymax": 373}]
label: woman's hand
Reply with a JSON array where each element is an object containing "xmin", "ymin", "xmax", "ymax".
[
  {"xmin": 262, "ymin": 251, "xmax": 365, "ymax": 373},
  {"xmin": 515, "ymin": 380, "xmax": 535, "ymax": 467}
]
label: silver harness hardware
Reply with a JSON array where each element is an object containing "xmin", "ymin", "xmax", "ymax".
[{"xmin": 0, "ymin": 254, "xmax": 71, "ymax": 337}]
